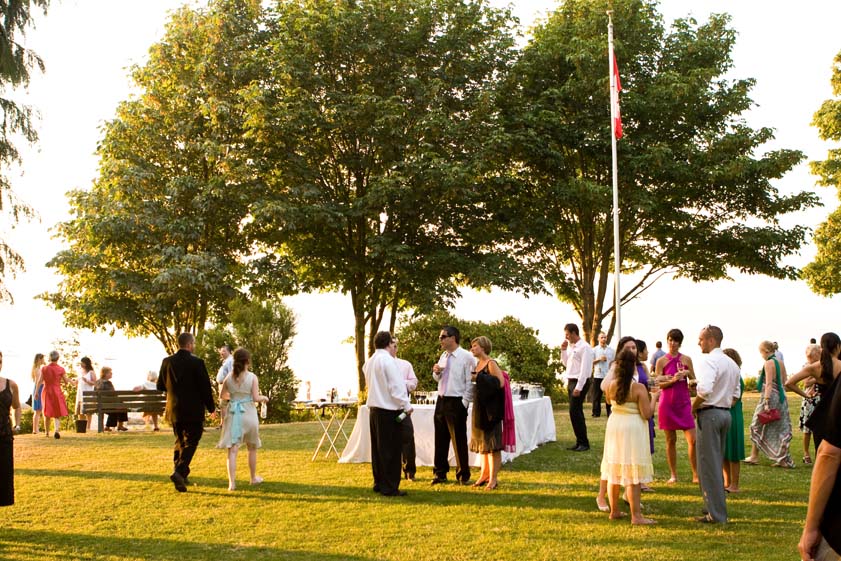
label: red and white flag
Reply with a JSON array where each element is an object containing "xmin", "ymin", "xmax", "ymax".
[{"xmin": 611, "ymin": 51, "xmax": 623, "ymax": 139}]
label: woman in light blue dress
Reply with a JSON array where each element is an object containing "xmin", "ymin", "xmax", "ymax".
[{"xmin": 218, "ymin": 348, "xmax": 268, "ymax": 491}]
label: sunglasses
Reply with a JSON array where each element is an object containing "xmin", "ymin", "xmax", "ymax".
[{"xmin": 439, "ymin": 334, "xmax": 452, "ymax": 340}]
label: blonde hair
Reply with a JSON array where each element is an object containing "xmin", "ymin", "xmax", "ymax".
[
  {"xmin": 471, "ymin": 336, "xmax": 492, "ymax": 355},
  {"xmin": 805, "ymin": 344, "xmax": 821, "ymax": 362},
  {"xmin": 759, "ymin": 340, "xmax": 776, "ymax": 355},
  {"xmin": 99, "ymin": 366, "xmax": 112, "ymax": 379},
  {"xmin": 146, "ymin": 371, "xmax": 158, "ymax": 382}
]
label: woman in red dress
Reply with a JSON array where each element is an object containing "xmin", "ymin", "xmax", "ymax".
[{"xmin": 36, "ymin": 351, "xmax": 70, "ymax": 439}]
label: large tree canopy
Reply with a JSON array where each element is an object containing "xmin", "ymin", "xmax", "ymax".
[
  {"xmin": 244, "ymin": 0, "xmax": 538, "ymax": 389},
  {"xmin": 802, "ymin": 51, "xmax": 841, "ymax": 296},
  {"xmin": 0, "ymin": 0, "xmax": 49, "ymax": 301},
  {"xmin": 43, "ymin": 0, "xmax": 264, "ymax": 352},
  {"xmin": 497, "ymin": 0, "xmax": 819, "ymax": 342}
]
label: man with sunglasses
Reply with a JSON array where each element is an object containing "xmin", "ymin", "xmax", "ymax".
[{"xmin": 431, "ymin": 326, "xmax": 476, "ymax": 485}]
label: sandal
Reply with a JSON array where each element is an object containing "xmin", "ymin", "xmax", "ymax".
[
  {"xmin": 803, "ymin": 455, "xmax": 812, "ymax": 465},
  {"xmin": 743, "ymin": 458, "xmax": 759, "ymax": 465},
  {"xmin": 472, "ymin": 479, "xmax": 489, "ymax": 488}
]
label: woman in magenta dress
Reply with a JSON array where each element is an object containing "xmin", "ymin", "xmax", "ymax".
[
  {"xmin": 653, "ymin": 328, "xmax": 698, "ymax": 484},
  {"xmin": 36, "ymin": 350, "xmax": 69, "ymax": 439}
]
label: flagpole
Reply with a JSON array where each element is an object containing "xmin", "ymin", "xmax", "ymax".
[{"xmin": 607, "ymin": 11, "xmax": 621, "ymax": 340}]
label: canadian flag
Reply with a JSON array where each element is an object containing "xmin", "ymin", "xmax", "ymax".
[{"xmin": 611, "ymin": 51, "xmax": 623, "ymax": 140}]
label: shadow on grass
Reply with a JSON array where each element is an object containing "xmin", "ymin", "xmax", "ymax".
[{"xmin": 0, "ymin": 528, "xmax": 386, "ymax": 561}]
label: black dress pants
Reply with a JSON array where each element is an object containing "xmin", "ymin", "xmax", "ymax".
[
  {"xmin": 369, "ymin": 407, "xmax": 402, "ymax": 495},
  {"xmin": 433, "ymin": 396, "xmax": 470, "ymax": 482},
  {"xmin": 400, "ymin": 415, "xmax": 416, "ymax": 478},
  {"xmin": 591, "ymin": 379, "xmax": 605, "ymax": 417},
  {"xmin": 567, "ymin": 379, "xmax": 591, "ymax": 447},
  {"xmin": 172, "ymin": 421, "xmax": 204, "ymax": 478}
]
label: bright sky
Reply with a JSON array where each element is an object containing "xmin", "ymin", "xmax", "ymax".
[{"xmin": 1, "ymin": 1, "xmax": 840, "ymax": 401}]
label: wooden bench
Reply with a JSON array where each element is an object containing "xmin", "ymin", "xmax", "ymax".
[{"xmin": 81, "ymin": 390, "xmax": 167, "ymax": 433}]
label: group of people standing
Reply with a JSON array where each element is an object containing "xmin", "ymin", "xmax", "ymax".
[{"xmin": 362, "ymin": 326, "xmax": 515, "ymax": 497}]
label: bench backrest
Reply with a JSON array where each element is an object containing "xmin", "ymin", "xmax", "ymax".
[{"xmin": 81, "ymin": 390, "xmax": 167, "ymax": 414}]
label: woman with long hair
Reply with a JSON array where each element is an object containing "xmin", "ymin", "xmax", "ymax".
[
  {"xmin": 746, "ymin": 340, "xmax": 794, "ymax": 468},
  {"xmin": 30, "ymin": 354, "xmax": 46, "ymax": 435},
  {"xmin": 785, "ymin": 333, "xmax": 841, "ymax": 454},
  {"xmin": 634, "ymin": 339, "xmax": 656, "ymax": 457},
  {"xmin": 75, "ymin": 357, "xmax": 98, "ymax": 431},
  {"xmin": 653, "ymin": 328, "xmax": 698, "ymax": 484},
  {"xmin": 596, "ymin": 336, "xmax": 638, "ymax": 512},
  {"xmin": 217, "ymin": 348, "xmax": 268, "ymax": 491},
  {"xmin": 600, "ymin": 348, "xmax": 657, "ymax": 525}
]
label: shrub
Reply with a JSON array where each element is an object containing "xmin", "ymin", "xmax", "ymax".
[{"xmin": 396, "ymin": 311, "xmax": 560, "ymax": 399}]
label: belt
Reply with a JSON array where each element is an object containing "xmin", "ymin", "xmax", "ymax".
[{"xmin": 699, "ymin": 406, "xmax": 730, "ymax": 411}]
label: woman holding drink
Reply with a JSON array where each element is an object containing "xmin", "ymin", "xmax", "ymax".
[{"xmin": 653, "ymin": 329, "xmax": 698, "ymax": 484}]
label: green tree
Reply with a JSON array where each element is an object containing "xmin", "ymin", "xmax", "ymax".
[
  {"xmin": 43, "ymin": 0, "xmax": 266, "ymax": 352},
  {"xmin": 0, "ymin": 0, "xmax": 49, "ymax": 301},
  {"xmin": 196, "ymin": 299, "xmax": 298, "ymax": 423},
  {"xmin": 803, "ymin": 51, "xmax": 841, "ymax": 295},
  {"xmin": 396, "ymin": 311, "xmax": 558, "ymax": 398},
  {"xmin": 242, "ymin": 0, "xmax": 538, "ymax": 391},
  {"xmin": 497, "ymin": 0, "xmax": 818, "ymax": 343}
]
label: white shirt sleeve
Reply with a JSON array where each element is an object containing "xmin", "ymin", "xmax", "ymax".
[{"xmin": 576, "ymin": 346, "xmax": 594, "ymax": 392}]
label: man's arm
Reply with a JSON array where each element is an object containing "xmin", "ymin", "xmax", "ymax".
[
  {"xmin": 197, "ymin": 359, "xmax": 216, "ymax": 414},
  {"xmin": 575, "ymin": 347, "xmax": 594, "ymax": 394},
  {"xmin": 462, "ymin": 353, "xmax": 477, "ymax": 405},
  {"xmin": 404, "ymin": 362, "xmax": 418, "ymax": 393},
  {"xmin": 385, "ymin": 359, "xmax": 411, "ymax": 412},
  {"xmin": 157, "ymin": 359, "xmax": 169, "ymax": 392}
]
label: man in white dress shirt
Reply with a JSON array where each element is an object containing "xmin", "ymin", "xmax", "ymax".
[
  {"xmin": 364, "ymin": 331, "xmax": 413, "ymax": 497},
  {"xmin": 215, "ymin": 344, "xmax": 234, "ymax": 424},
  {"xmin": 692, "ymin": 325, "xmax": 741, "ymax": 523},
  {"xmin": 591, "ymin": 332, "xmax": 614, "ymax": 418},
  {"xmin": 431, "ymin": 325, "xmax": 476, "ymax": 485},
  {"xmin": 389, "ymin": 338, "xmax": 418, "ymax": 481},
  {"xmin": 561, "ymin": 323, "xmax": 594, "ymax": 451}
]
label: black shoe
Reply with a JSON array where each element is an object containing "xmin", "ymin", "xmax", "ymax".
[
  {"xmin": 54, "ymin": 432, "xmax": 60, "ymax": 439},
  {"xmin": 382, "ymin": 490, "xmax": 407, "ymax": 497},
  {"xmin": 592, "ymin": 414, "xmax": 601, "ymax": 418},
  {"xmin": 405, "ymin": 474, "xmax": 415, "ymax": 482},
  {"xmin": 430, "ymin": 477, "xmax": 448, "ymax": 485},
  {"xmin": 573, "ymin": 445, "xmax": 590, "ymax": 452},
  {"xmin": 566, "ymin": 444, "xmax": 580, "ymax": 450},
  {"xmin": 170, "ymin": 472, "xmax": 187, "ymax": 492},
  {"xmin": 456, "ymin": 479, "xmax": 471, "ymax": 486}
]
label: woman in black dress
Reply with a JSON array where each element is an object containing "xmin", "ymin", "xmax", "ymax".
[
  {"xmin": 468, "ymin": 336, "xmax": 505, "ymax": 490},
  {"xmin": 1, "ymin": 350, "xmax": 23, "ymax": 506}
]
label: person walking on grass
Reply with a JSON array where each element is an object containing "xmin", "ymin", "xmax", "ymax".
[
  {"xmin": 217, "ymin": 348, "xmax": 268, "ymax": 491},
  {"xmin": 157, "ymin": 333, "xmax": 216, "ymax": 492},
  {"xmin": 37, "ymin": 350, "xmax": 69, "ymax": 439}
]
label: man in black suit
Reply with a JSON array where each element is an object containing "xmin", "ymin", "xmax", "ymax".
[{"xmin": 157, "ymin": 332, "xmax": 216, "ymax": 492}]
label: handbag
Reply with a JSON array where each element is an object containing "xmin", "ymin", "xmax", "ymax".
[
  {"xmin": 25, "ymin": 394, "xmax": 33, "ymax": 408},
  {"xmin": 757, "ymin": 407, "xmax": 781, "ymax": 425}
]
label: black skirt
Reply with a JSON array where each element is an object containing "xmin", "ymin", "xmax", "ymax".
[{"xmin": 0, "ymin": 437, "xmax": 13, "ymax": 506}]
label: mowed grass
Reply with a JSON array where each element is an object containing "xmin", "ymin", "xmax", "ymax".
[{"xmin": 3, "ymin": 395, "xmax": 810, "ymax": 561}]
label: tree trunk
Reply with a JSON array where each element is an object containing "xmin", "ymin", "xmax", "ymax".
[{"xmin": 351, "ymin": 290, "xmax": 367, "ymax": 393}]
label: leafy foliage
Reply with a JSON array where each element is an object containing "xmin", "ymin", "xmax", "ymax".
[
  {"xmin": 0, "ymin": 0, "xmax": 49, "ymax": 301},
  {"xmin": 43, "ymin": 0, "xmax": 266, "ymax": 352},
  {"xmin": 496, "ymin": 0, "xmax": 818, "ymax": 342},
  {"xmin": 803, "ymin": 51, "xmax": 841, "ymax": 295},
  {"xmin": 395, "ymin": 310, "xmax": 558, "ymax": 398},
  {"xmin": 196, "ymin": 298, "xmax": 298, "ymax": 423},
  {"xmin": 242, "ymin": 0, "xmax": 539, "ymax": 390}
]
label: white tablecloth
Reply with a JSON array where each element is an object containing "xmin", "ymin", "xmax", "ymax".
[{"xmin": 338, "ymin": 396, "xmax": 555, "ymax": 466}]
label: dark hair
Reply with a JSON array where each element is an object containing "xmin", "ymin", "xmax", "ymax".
[
  {"xmin": 613, "ymin": 349, "xmax": 637, "ymax": 405},
  {"xmin": 810, "ymin": 338, "xmax": 817, "ymax": 344},
  {"xmin": 820, "ymin": 332, "xmax": 841, "ymax": 385},
  {"xmin": 655, "ymin": 341, "xmax": 662, "ymax": 348},
  {"xmin": 80, "ymin": 357, "xmax": 93, "ymax": 372},
  {"xmin": 722, "ymin": 348, "xmax": 742, "ymax": 367},
  {"xmin": 374, "ymin": 331, "xmax": 392, "ymax": 350},
  {"xmin": 667, "ymin": 329, "xmax": 684, "ymax": 344},
  {"xmin": 614, "ymin": 336, "xmax": 636, "ymax": 362},
  {"xmin": 564, "ymin": 323, "xmax": 579, "ymax": 336},
  {"xmin": 177, "ymin": 332, "xmax": 194, "ymax": 348},
  {"xmin": 441, "ymin": 325, "xmax": 460, "ymax": 344},
  {"xmin": 232, "ymin": 348, "xmax": 251, "ymax": 381},
  {"xmin": 219, "ymin": 344, "xmax": 232, "ymax": 353},
  {"xmin": 635, "ymin": 339, "xmax": 647, "ymax": 356}
]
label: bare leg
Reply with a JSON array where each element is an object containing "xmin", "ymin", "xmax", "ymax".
[
  {"xmin": 729, "ymin": 460, "xmax": 741, "ymax": 492},
  {"xmin": 33, "ymin": 411, "xmax": 41, "ymax": 434},
  {"xmin": 803, "ymin": 433, "xmax": 812, "ymax": 462},
  {"xmin": 227, "ymin": 445, "xmax": 238, "ymax": 490},
  {"xmin": 607, "ymin": 483, "xmax": 625, "ymax": 519},
  {"xmin": 722, "ymin": 460, "xmax": 731, "ymax": 489},
  {"xmin": 486, "ymin": 451, "xmax": 501, "ymax": 489},
  {"xmin": 597, "ymin": 478, "xmax": 609, "ymax": 510},
  {"xmin": 665, "ymin": 430, "xmax": 678, "ymax": 481},
  {"xmin": 628, "ymin": 484, "xmax": 655, "ymax": 524},
  {"xmin": 247, "ymin": 444, "xmax": 262, "ymax": 484},
  {"xmin": 45, "ymin": 417, "xmax": 52, "ymax": 437},
  {"xmin": 747, "ymin": 443, "xmax": 758, "ymax": 462},
  {"xmin": 685, "ymin": 429, "xmax": 698, "ymax": 483}
]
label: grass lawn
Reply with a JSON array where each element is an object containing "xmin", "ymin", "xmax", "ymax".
[{"xmin": 3, "ymin": 394, "xmax": 810, "ymax": 561}]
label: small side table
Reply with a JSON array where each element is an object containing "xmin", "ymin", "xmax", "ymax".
[{"xmin": 311, "ymin": 401, "xmax": 357, "ymax": 461}]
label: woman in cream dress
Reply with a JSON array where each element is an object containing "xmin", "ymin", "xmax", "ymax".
[{"xmin": 218, "ymin": 348, "xmax": 268, "ymax": 491}]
